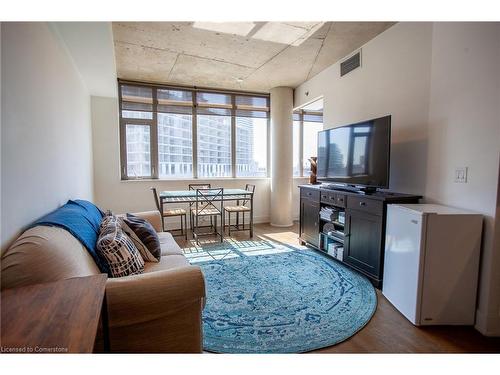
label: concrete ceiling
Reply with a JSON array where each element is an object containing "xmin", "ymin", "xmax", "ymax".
[{"xmin": 112, "ymin": 22, "xmax": 395, "ymax": 92}]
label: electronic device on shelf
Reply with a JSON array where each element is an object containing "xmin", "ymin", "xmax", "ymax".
[{"xmin": 317, "ymin": 115, "xmax": 391, "ymax": 194}]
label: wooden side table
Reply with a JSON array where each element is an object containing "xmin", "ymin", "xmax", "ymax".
[{"xmin": 1, "ymin": 274, "xmax": 108, "ymax": 353}]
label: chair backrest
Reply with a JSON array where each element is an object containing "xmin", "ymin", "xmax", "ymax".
[
  {"xmin": 189, "ymin": 184, "xmax": 211, "ymax": 208},
  {"xmin": 150, "ymin": 187, "xmax": 161, "ymax": 212},
  {"xmin": 241, "ymin": 184, "xmax": 255, "ymax": 206},
  {"xmin": 195, "ymin": 188, "xmax": 223, "ymax": 214},
  {"xmin": 245, "ymin": 184, "xmax": 256, "ymax": 193},
  {"xmin": 189, "ymin": 183, "xmax": 211, "ymax": 190}
]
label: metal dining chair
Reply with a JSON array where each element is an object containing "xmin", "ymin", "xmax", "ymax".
[
  {"xmin": 191, "ymin": 188, "xmax": 224, "ymax": 245},
  {"xmin": 224, "ymin": 184, "xmax": 255, "ymax": 237},
  {"xmin": 150, "ymin": 187, "xmax": 187, "ymax": 239},
  {"xmin": 188, "ymin": 183, "xmax": 212, "ymax": 233}
]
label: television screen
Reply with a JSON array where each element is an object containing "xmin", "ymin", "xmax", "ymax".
[{"xmin": 317, "ymin": 115, "xmax": 391, "ymax": 188}]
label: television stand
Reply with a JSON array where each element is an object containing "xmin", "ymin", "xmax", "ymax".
[
  {"xmin": 321, "ymin": 184, "xmax": 378, "ymax": 195},
  {"xmin": 358, "ymin": 186, "xmax": 377, "ymax": 195},
  {"xmin": 298, "ymin": 184, "xmax": 421, "ymax": 288}
]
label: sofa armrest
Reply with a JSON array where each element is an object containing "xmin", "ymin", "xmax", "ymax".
[
  {"xmin": 106, "ymin": 266, "xmax": 205, "ymax": 326},
  {"xmin": 105, "ymin": 266, "xmax": 206, "ymax": 352},
  {"xmin": 128, "ymin": 210, "xmax": 162, "ymax": 232}
]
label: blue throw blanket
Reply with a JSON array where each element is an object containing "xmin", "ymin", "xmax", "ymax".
[{"xmin": 30, "ymin": 200, "xmax": 108, "ymax": 273}]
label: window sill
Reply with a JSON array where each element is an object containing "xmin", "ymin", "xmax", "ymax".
[
  {"xmin": 121, "ymin": 176, "xmax": 310, "ymax": 182},
  {"xmin": 120, "ymin": 177, "xmax": 271, "ymax": 183}
]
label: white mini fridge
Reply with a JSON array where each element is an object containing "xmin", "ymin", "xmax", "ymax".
[{"xmin": 382, "ymin": 204, "xmax": 483, "ymax": 325}]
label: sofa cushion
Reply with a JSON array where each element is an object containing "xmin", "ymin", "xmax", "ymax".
[
  {"xmin": 124, "ymin": 214, "xmax": 161, "ymax": 261},
  {"xmin": 97, "ymin": 216, "xmax": 145, "ymax": 278},
  {"xmin": 158, "ymin": 232, "xmax": 184, "ymax": 256},
  {"xmin": 143, "ymin": 255, "xmax": 189, "ymax": 273},
  {"xmin": 1, "ymin": 226, "xmax": 101, "ymax": 290}
]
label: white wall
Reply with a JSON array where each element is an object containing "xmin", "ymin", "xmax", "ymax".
[
  {"xmin": 294, "ymin": 22, "xmax": 500, "ymax": 335},
  {"xmin": 51, "ymin": 22, "xmax": 118, "ymax": 98},
  {"xmin": 426, "ymin": 23, "xmax": 500, "ymax": 335},
  {"xmin": 1, "ymin": 23, "xmax": 94, "ymax": 250},
  {"xmin": 295, "ymin": 22, "xmax": 434, "ymax": 195},
  {"xmin": 91, "ymin": 96, "xmax": 306, "ymax": 226}
]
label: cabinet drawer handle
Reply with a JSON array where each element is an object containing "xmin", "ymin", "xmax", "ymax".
[
  {"xmin": 307, "ymin": 192, "xmax": 312, "ymax": 196},
  {"xmin": 359, "ymin": 202, "xmax": 366, "ymax": 206}
]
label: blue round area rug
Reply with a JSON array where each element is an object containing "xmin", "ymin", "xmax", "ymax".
[{"xmin": 192, "ymin": 242, "xmax": 377, "ymax": 353}]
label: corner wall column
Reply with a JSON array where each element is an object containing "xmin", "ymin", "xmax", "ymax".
[{"xmin": 270, "ymin": 87, "xmax": 294, "ymax": 227}]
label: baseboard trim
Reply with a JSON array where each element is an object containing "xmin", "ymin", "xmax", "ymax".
[{"xmin": 270, "ymin": 222, "xmax": 294, "ymax": 228}]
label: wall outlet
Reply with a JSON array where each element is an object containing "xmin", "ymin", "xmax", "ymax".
[{"xmin": 454, "ymin": 167, "xmax": 468, "ymax": 183}]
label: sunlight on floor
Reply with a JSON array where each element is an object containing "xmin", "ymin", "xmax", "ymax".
[
  {"xmin": 260, "ymin": 231, "xmax": 305, "ymax": 245},
  {"xmin": 183, "ymin": 235, "xmax": 303, "ymax": 264}
]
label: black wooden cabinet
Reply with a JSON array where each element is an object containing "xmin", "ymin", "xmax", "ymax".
[
  {"xmin": 299, "ymin": 194, "xmax": 320, "ymax": 248},
  {"xmin": 344, "ymin": 209, "xmax": 383, "ymax": 279},
  {"xmin": 299, "ymin": 185, "xmax": 421, "ymax": 288}
]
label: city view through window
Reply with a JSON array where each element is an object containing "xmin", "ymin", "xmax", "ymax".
[
  {"xmin": 120, "ymin": 83, "xmax": 269, "ymax": 179},
  {"xmin": 121, "ymin": 84, "xmax": 322, "ymax": 180},
  {"xmin": 293, "ymin": 110, "xmax": 324, "ymax": 177}
]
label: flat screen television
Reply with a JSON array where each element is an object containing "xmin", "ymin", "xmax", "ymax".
[{"xmin": 317, "ymin": 115, "xmax": 391, "ymax": 190}]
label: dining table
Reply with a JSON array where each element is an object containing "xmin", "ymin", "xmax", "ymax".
[{"xmin": 159, "ymin": 188, "xmax": 254, "ymax": 237}]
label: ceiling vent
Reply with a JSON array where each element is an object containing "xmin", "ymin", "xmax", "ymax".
[{"xmin": 340, "ymin": 50, "xmax": 361, "ymax": 77}]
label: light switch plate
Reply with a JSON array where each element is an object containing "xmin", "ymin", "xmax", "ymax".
[{"xmin": 455, "ymin": 167, "xmax": 468, "ymax": 183}]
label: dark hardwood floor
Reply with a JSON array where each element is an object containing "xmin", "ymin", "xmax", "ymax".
[{"xmin": 174, "ymin": 221, "xmax": 500, "ymax": 353}]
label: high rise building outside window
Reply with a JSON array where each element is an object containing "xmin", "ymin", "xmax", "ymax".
[{"xmin": 119, "ymin": 82, "xmax": 270, "ymax": 180}]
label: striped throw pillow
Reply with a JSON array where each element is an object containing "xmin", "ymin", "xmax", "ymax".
[{"xmin": 97, "ymin": 215, "xmax": 144, "ymax": 277}]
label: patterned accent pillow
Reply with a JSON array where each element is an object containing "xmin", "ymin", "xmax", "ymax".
[
  {"xmin": 121, "ymin": 221, "xmax": 159, "ymax": 263},
  {"xmin": 97, "ymin": 215, "xmax": 145, "ymax": 277},
  {"xmin": 123, "ymin": 214, "xmax": 161, "ymax": 262}
]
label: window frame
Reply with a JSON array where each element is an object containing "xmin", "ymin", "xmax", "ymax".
[
  {"xmin": 119, "ymin": 80, "xmax": 270, "ymax": 180},
  {"xmin": 293, "ymin": 109, "xmax": 324, "ymax": 178},
  {"xmin": 123, "ymin": 121, "xmax": 155, "ymax": 178}
]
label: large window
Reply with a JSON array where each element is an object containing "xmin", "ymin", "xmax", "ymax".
[
  {"xmin": 235, "ymin": 95, "xmax": 269, "ymax": 177},
  {"xmin": 158, "ymin": 113, "xmax": 193, "ymax": 178},
  {"xmin": 236, "ymin": 117, "xmax": 268, "ymax": 177},
  {"xmin": 293, "ymin": 110, "xmax": 324, "ymax": 177},
  {"xmin": 125, "ymin": 124, "xmax": 151, "ymax": 178},
  {"xmin": 197, "ymin": 114, "xmax": 232, "ymax": 178},
  {"xmin": 119, "ymin": 81, "xmax": 270, "ymax": 179}
]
